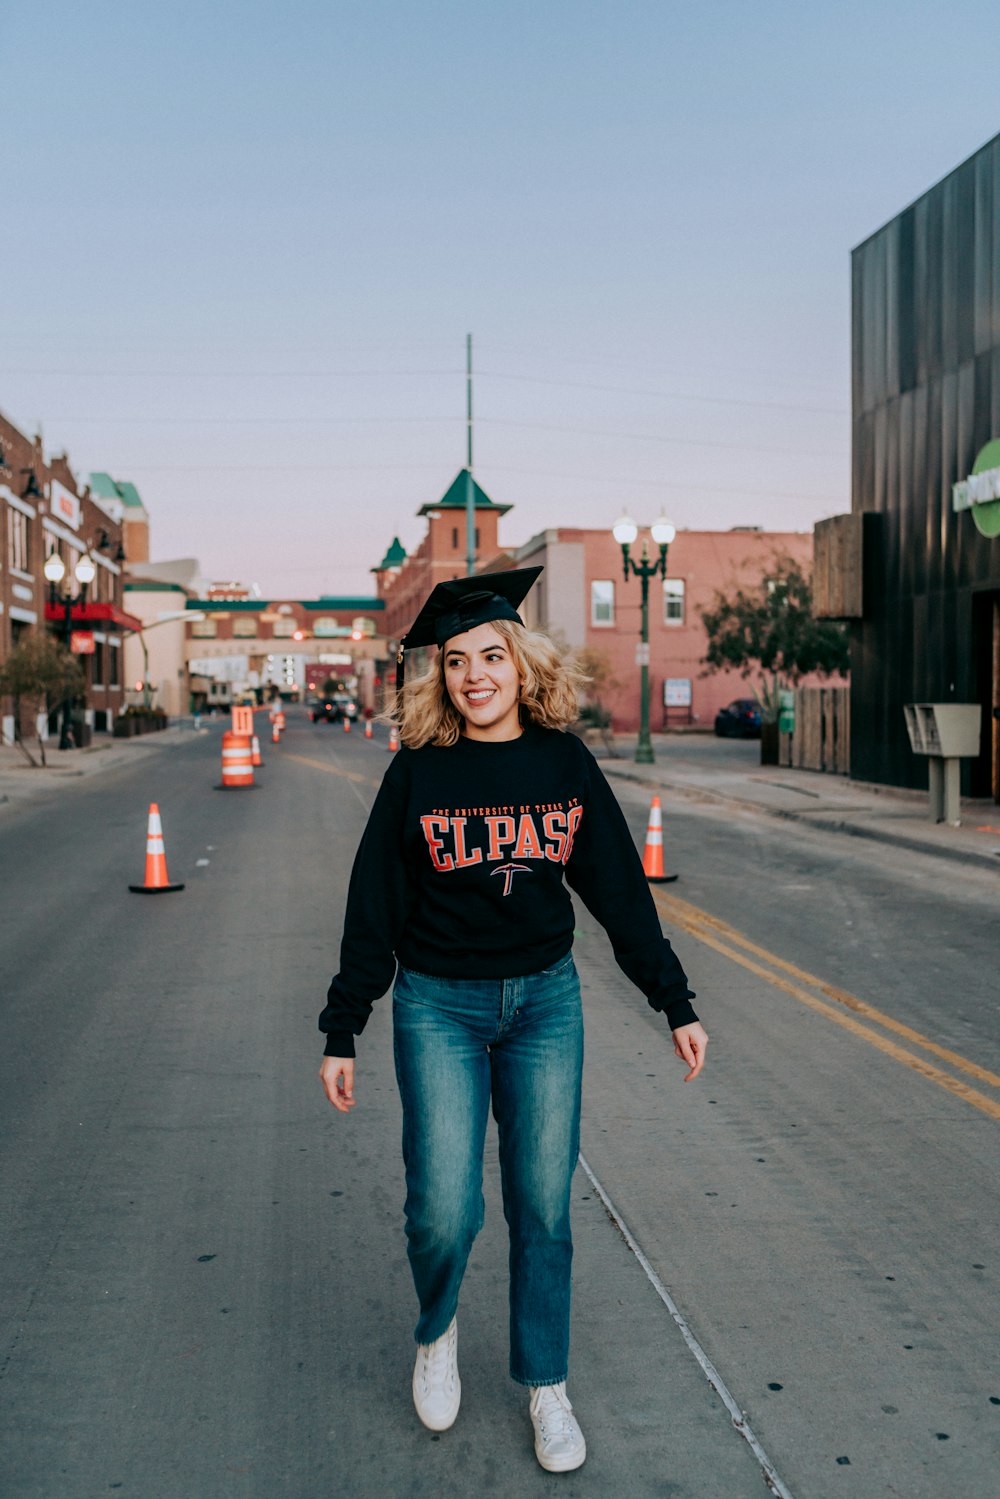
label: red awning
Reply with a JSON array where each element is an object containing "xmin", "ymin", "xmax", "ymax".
[{"xmin": 44, "ymin": 602, "xmax": 144, "ymax": 633}]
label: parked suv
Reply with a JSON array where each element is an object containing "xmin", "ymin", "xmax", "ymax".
[{"xmin": 310, "ymin": 693, "xmax": 358, "ymax": 724}]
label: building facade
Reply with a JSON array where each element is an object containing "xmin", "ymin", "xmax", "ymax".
[
  {"xmin": 182, "ymin": 595, "xmax": 387, "ymax": 711},
  {"xmin": 817, "ymin": 132, "xmax": 1000, "ymax": 800},
  {"xmin": 373, "ymin": 467, "xmax": 825, "ymax": 732},
  {"xmin": 374, "ymin": 470, "xmax": 510, "ymax": 647},
  {"xmin": 1, "ymin": 412, "xmax": 135, "ymax": 743},
  {"xmin": 514, "ymin": 526, "xmax": 819, "ymax": 732}
]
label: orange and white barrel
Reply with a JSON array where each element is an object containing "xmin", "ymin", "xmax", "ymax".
[{"xmin": 221, "ymin": 731, "xmax": 254, "ymax": 788}]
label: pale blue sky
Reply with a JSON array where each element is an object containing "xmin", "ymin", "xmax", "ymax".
[{"xmin": 3, "ymin": 1, "xmax": 997, "ymax": 595}]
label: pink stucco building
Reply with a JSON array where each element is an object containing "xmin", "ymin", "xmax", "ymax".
[{"xmin": 513, "ymin": 526, "xmax": 818, "ymax": 733}]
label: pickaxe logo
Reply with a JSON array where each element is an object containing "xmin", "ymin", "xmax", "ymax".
[{"xmin": 491, "ymin": 862, "xmax": 532, "ymax": 896}]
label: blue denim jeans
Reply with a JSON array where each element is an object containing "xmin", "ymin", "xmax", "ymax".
[{"xmin": 392, "ymin": 953, "xmax": 583, "ymax": 1386}]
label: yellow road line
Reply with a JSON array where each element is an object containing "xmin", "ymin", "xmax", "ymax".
[
  {"xmin": 656, "ymin": 890, "xmax": 1000, "ymax": 1092},
  {"xmin": 284, "ymin": 752, "xmax": 381, "ymax": 790},
  {"xmin": 653, "ymin": 888, "xmax": 1000, "ymax": 1123}
]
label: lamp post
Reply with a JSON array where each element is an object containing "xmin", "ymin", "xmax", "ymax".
[
  {"xmin": 612, "ymin": 511, "xmax": 676, "ymax": 765},
  {"xmin": 43, "ymin": 550, "xmax": 97, "ymax": 750}
]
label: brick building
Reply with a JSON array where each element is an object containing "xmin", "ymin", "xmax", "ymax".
[
  {"xmin": 373, "ymin": 470, "xmax": 511, "ymax": 646},
  {"xmin": 373, "ymin": 466, "xmax": 826, "ymax": 731},
  {"xmin": 1, "ymin": 410, "xmax": 136, "ymax": 745},
  {"xmin": 513, "ymin": 526, "xmax": 820, "ymax": 732},
  {"xmin": 182, "ymin": 595, "xmax": 386, "ymax": 711}
]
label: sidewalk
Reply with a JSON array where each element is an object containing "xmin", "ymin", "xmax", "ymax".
[
  {"xmin": 595, "ymin": 733, "xmax": 1000, "ymax": 873},
  {"xmin": 0, "ymin": 720, "xmax": 212, "ymax": 809}
]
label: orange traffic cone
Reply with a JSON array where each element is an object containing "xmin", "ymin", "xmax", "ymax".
[
  {"xmin": 129, "ymin": 803, "xmax": 185, "ymax": 894},
  {"xmin": 251, "ymin": 734, "xmax": 264, "ymax": 767},
  {"xmin": 388, "ymin": 724, "xmax": 399, "ymax": 752},
  {"xmin": 271, "ymin": 722, "xmax": 280, "ymax": 744},
  {"xmin": 364, "ymin": 718, "xmax": 373, "ymax": 740},
  {"xmin": 343, "ymin": 716, "xmax": 351, "ymax": 733},
  {"xmin": 641, "ymin": 795, "xmax": 678, "ymax": 883}
]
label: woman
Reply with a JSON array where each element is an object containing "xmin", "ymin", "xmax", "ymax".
[{"xmin": 319, "ymin": 568, "xmax": 707, "ymax": 1473}]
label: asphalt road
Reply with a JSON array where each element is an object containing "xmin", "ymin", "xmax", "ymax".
[{"xmin": 1, "ymin": 715, "xmax": 997, "ymax": 1498}]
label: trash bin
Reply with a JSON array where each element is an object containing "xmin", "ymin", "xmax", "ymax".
[{"xmin": 902, "ymin": 704, "xmax": 981, "ymax": 825}]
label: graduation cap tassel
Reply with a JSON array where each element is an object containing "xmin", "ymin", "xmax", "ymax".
[{"xmin": 395, "ymin": 638, "xmax": 407, "ymax": 696}]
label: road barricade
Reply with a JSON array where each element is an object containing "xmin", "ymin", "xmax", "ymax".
[{"xmin": 219, "ymin": 731, "xmax": 255, "ymax": 789}]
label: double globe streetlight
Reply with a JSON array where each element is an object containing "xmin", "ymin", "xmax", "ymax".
[
  {"xmin": 43, "ymin": 550, "xmax": 97, "ymax": 749},
  {"xmin": 612, "ymin": 511, "xmax": 676, "ymax": 765}
]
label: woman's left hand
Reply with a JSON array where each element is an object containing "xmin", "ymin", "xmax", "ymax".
[{"xmin": 672, "ymin": 1022, "xmax": 708, "ymax": 1081}]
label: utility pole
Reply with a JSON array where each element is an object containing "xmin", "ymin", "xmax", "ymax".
[{"xmin": 465, "ymin": 333, "xmax": 476, "ymax": 576}]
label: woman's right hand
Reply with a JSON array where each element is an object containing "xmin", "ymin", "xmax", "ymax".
[{"xmin": 319, "ymin": 1056, "xmax": 356, "ymax": 1113}]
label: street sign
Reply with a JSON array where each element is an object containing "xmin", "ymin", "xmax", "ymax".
[
  {"xmin": 635, "ymin": 642, "xmax": 650, "ymax": 666},
  {"xmin": 70, "ymin": 632, "xmax": 95, "ymax": 654},
  {"xmin": 663, "ymin": 678, "xmax": 692, "ymax": 707}
]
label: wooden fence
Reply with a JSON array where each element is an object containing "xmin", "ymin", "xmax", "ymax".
[{"xmin": 778, "ymin": 687, "xmax": 850, "ymax": 774}]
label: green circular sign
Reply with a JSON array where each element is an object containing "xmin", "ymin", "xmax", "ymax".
[{"xmin": 970, "ymin": 440, "xmax": 1000, "ymax": 537}]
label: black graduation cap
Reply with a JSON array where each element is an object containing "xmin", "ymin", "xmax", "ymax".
[{"xmin": 395, "ymin": 566, "xmax": 543, "ymax": 692}]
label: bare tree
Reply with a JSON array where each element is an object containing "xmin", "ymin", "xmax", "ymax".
[{"xmin": 0, "ymin": 635, "xmax": 85, "ymax": 767}]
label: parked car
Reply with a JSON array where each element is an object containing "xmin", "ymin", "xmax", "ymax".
[
  {"xmin": 714, "ymin": 698, "xmax": 762, "ymax": 738},
  {"xmin": 310, "ymin": 693, "xmax": 358, "ymax": 724}
]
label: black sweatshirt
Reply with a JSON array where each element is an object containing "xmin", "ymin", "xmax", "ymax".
[{"xmin": 319, "ymin": 723, "xmax": 697, "ymax": 1057}]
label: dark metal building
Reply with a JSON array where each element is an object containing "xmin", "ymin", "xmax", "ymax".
[{"xmin": 817, "ymin": 133, "xmax": 1000, "ymax": 802}]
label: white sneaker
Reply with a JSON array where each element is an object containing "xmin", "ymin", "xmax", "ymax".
[
  {"xmin": 412, "ymin": 1317, "xmax": 461, "ymax": 1431},
  {"xmin": 529, "ymin": 1382, "xmax": 587, "ymax": 1472}
]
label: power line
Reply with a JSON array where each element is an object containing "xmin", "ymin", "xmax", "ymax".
[
  {"xmin": 478, "ymin": 368, "xmax": 847, "ymax": 417},
  {"xmin": 31, "ymin": 413, "xmax": 843, "ymax": 460},
  {"xmin": 477, "ymin": 418, "xmax": 842, "ymax": 461},
  {"xmin": 108, "ymin": 457, "xmax": 843, "ymax": 506}
]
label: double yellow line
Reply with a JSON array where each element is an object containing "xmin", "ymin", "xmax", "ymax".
[
  {"xmin": 284, "ymin": 751, "xmax": 382, "ymax": 790},
  {"xmin": 653, "ymin": 888, "xmax": 1000, "ymax": 1122}
]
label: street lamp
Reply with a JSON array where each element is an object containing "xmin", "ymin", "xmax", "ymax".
[
  {"xmin": 43, "ymin": 550, "xmax": 97, "ymax": 749},
  {"xmin": 121, "ymin": 611, "xmax": 206, "ymax": 712},
  {"xmin": 612, "ymin": 510, "xmax": 676, "ymax": 765}
]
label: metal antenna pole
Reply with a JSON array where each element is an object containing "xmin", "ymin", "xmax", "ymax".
[{"xmin": 465, "ymin": 333, "xmax": 476, "ymax": 575}]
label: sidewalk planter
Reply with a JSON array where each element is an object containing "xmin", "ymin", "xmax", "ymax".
[
  {"xmin": 114, "ymin": 710, "xmax": 170, "ymax": 738},
  {"xmin": 760, "ymin": 721, "xmax": 780, "ymax": 765}
]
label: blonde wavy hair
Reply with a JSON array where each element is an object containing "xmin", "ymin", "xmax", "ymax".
[{"xmin": 392, "ymin": 619, "xmax": 588, "ymax": 750}]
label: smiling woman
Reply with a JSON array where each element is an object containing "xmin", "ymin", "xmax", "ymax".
[
  {"xmin": 317, "ymin": 568, "xmax": 707, "ymax": 1473},
  {"xmin": 443, "ymin": 625, "xmax": 521, "ymax": 741}
]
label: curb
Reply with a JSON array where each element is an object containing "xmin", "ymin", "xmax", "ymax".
[
  {"xmin": 601, "ymin": 763, "xmax": 1000, "ymax": 874},
  {"xmin": 0, "ymin": 728, "xmax": 207, "ymax": 810}
]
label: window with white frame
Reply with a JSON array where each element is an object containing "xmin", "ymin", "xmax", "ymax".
[
  {"xmin": 663, "ymin": 577, "xmax": 685, "ymax": 625},
  {"xmin": 9, "ymin": 509, "xmax": 30, "ymax": 572},
  {"xmin": 591, "ymin": 579, "xmax": 615, "ymax": 626}
]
